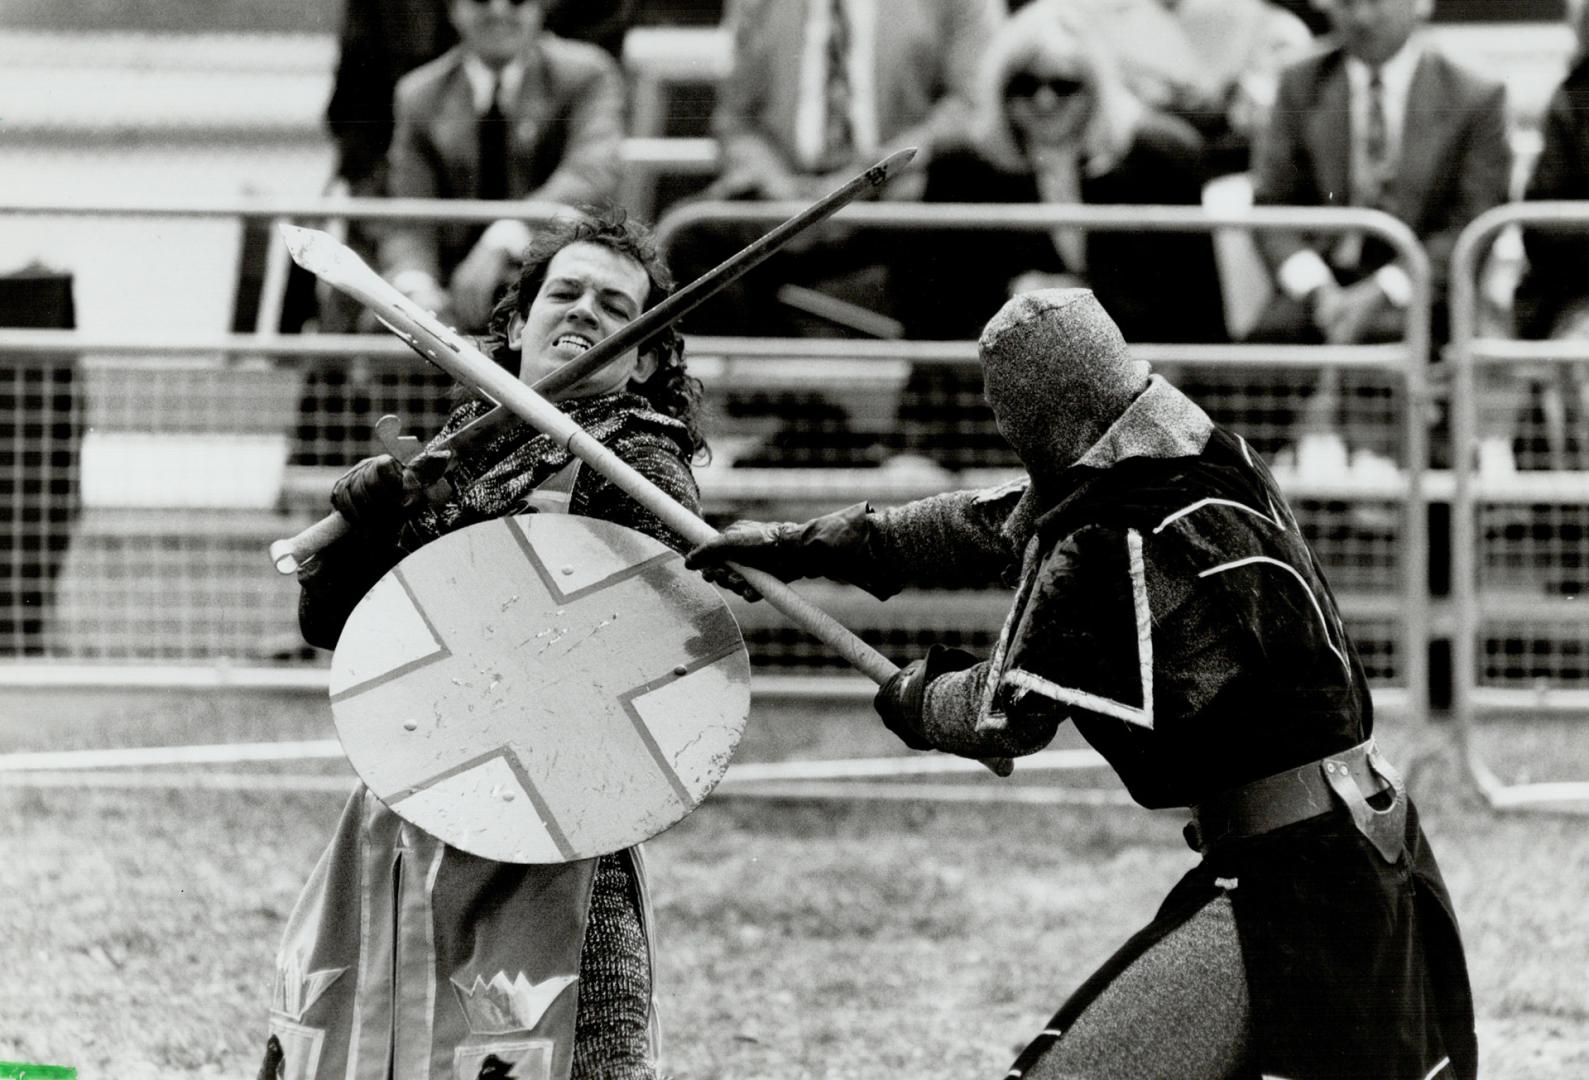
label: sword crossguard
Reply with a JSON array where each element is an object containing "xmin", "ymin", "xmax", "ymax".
[{"xmin": 373, "ymin": 414, "xmax": 424, "ymax": 464}]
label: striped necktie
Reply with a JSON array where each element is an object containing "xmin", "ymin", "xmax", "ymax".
[
  {"xmin": 1338, "ymin": 66, "xmax": 1390, "ymax": 268},
  {"xmin": 820, "ymin": 0, "xmax": 854, "ymax": 170},
  {"xmin": 1363, "ymin": 67, "xmax": 1389, "ymax": 206},
  {"xmin": 477, "ymin": 73, "xmax": 509, "ymax": 201}
]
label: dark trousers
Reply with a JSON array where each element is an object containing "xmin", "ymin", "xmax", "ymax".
[{"xmin": 0, "ymin": 269, "xmax": 80, "ymax": 656}]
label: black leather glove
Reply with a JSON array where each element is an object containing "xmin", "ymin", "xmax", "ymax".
[
  {"xmin": 683, "ymin": 519, "xmax": 780, "ymax": 601},
  {"xmin": 330, "ymin": 452, "xmax": 451, "ymax": 534},
  {"xmin": 257, "ymin": 1033, "xmax": 284, "ymax": 1080},
  {"xmin": 685, "ymin": 502, "xmax": 902, "ymax": 601},
  {"xmin": 331, "ymin": 455, "xmax": 406, "ymax": 533},
  {"xmin": 874, "ymin": 644, "xmax": 980, "ymax": 751}
]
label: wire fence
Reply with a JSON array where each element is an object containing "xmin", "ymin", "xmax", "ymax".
[
  {"xmin": 2, "ymin": 198, "xmax": 1434, "ymax": 720},
  {"xmin": 1449, "ymin": 201, "xmax": 1589, "ymax": 811}
]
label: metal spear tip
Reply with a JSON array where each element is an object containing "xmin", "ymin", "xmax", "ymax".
[
  {"xmin": 278, "ymin": 224, "xmax": 339, "ymax": 273},
  {"xmin": 866, "ymin": 147, "xmax": 919, "ymax": 187}
]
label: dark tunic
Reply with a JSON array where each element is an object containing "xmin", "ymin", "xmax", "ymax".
[{"xmin": 876, "ymin": 378, "xmax": 1476, "ymax": 1079}]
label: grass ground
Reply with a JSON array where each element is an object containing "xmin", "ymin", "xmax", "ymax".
[{"xmin": 1, "ymin": 689, "xmax": 1587, "ymax": 1079}]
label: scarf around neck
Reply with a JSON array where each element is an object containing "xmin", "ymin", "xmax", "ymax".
[{"xmin": 401, "ymin": 390, "xmax": 690, "ymax": 546}]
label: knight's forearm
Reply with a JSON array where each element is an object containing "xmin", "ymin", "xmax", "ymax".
[
  {"xmin": 875, "ymin": 489, "xmax": 1016, "ymax": 590},
  {"xmin": 920, "ymin": 665, "xmax": 1059, "ymax": 759}
]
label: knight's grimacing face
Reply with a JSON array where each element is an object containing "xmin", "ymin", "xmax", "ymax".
[{"xmin": 509, "ymin": 242, "xmax": 657, "ymax": 400}]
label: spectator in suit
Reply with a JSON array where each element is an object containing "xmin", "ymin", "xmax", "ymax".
[
  {"xmin": 1252, "ymin": 0, "xmax": 1508, "ymax": 345},
  {"xmin": 671, "ymin": 0, "xmax": 1002, "ymax": 337},
  {"xmin": 381, "ymin": 0, "xmax": 627, "ymax": 332},
  {"xmin": 1249, "ymin": 0, "xmax": 1510, "ymax": 472},
  {"xmin": 326, "ymin": 0, "xmax": 636, "ymax": 199},
  {"xmin": 294, "ymin": 0, "xmax": 632, "ymax": 471}
]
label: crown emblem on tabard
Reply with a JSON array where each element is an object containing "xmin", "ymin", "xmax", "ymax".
[{"xmin": 451, "ymin": 971, "xmax": 578, "ymax": 1036}]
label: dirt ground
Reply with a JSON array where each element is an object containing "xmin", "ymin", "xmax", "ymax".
[{"xmin": 1, "ymin": 689, "xmax": 1586, "ymax": 1078}]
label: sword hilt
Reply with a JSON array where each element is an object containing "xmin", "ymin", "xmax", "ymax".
[{"xmin": 268, "ymin": 415, "xmax": 451, "ymax": 575}]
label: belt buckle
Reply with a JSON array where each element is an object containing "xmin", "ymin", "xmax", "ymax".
[{"xmin": 1321, "ymin": 745, "xmax": 1406, "ymax": 864}]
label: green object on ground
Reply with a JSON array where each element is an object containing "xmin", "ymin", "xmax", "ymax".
[{"xmin": 0, "ymin": 1064, "xmax": 78, "ymax": 1080}]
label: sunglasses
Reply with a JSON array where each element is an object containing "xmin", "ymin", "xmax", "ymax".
[{"xmin": 1005, "ymin": 73, "xmax": 1087, "ymax": 101}]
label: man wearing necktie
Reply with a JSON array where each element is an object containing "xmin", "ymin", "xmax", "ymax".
[
  {"xmin": 1248, "ymin": 0, "xmax": 1509, "ymax": 473},
  {"xmin": 1252, "ymin": 0, "xmax": 1508, "ymax": 348},
  {"xmin": 326, "ymin": 0, "xmax": 636, "ymax": 202},
  {"xmin": 674, "ymin": 0, "xmax": 1001, "ymax": 337},
  {"xmin": 381, "ymin": 0, "xmax": 626, "ymax": 331}
]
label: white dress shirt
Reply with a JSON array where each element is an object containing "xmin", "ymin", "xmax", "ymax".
[{"xmin": 1278, "ymin": 38, "xmax": 1421, "ymax": 308}]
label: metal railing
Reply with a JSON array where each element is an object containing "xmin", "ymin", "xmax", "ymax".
[
  {"xmin": 1448, "ymin": 200, "xmax": 1589, "ymax": 812},
  {"xmin": 2, "ymin": 197, "xmax": 1432, "ymax": 714}
]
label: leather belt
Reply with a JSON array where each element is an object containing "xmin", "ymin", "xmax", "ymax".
[{"xmin": 1185, "ymin": 738, "xmax": 1407, "ymax": 863}]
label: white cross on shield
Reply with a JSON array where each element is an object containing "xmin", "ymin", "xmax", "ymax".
[{"xmin": 329, "ymin": 514, "xmax": 751, "ymax": 863}]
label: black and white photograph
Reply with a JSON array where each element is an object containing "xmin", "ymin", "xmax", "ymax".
[{"xmin": 2, "ymin": 0, "xmax": 1586, "ymax": 1076}]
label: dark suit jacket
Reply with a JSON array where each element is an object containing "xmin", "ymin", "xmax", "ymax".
[
  {"xmin": 711, "ymin": 0, "xmax": 999, "ymax": 197},
  {"xmin": 326, "ymin": 0, "xmax": 634, "ymax": 192},
  {"xmin": 1515, "ymin": 56, "xmax": 1589, "ymax": 339},
  {"xmin": 379, "ymin": 38, "xmax": 625, "ymax": 284},
  {"xmin": 1252, "ymin": 44, "xmax": 1509, "ymax": 300}
]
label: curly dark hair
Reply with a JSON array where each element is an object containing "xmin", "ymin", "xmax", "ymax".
[{"xmin": 478, "ymin": 208, "xmax": 707, "ymax": 458}]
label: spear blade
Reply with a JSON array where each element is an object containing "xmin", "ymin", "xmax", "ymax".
[{"xmin": 280, "ymin": 223, "xmax": 384, "ymax": 296}]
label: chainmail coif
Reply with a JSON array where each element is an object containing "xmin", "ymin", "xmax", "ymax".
[{"xmin": 978, "ymin": 288, "xmax": 1150, "ymax": 479}]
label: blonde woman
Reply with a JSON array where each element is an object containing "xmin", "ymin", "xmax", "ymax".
[{"xmin": 897, "ymin": 0, "xmax": 1226, "ymax": 343}]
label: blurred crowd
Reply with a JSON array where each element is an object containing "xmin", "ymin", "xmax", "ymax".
[{"xmin": 290, "ymin": 0, "xmax": 1589, "ymax": 477}]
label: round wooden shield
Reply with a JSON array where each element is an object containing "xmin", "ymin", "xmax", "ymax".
[{"xmin": 329, "ymin": 514, "xmax": 751, "ymax": 864}]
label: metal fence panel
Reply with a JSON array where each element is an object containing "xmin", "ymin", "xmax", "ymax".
[
  {"xmin": 1, "ymin": 199, "xmax": 1431, "ymax": 710},
  {"xmin": 1448, "ymin": 201, "xmax": 1589, "ymax": 810}
]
